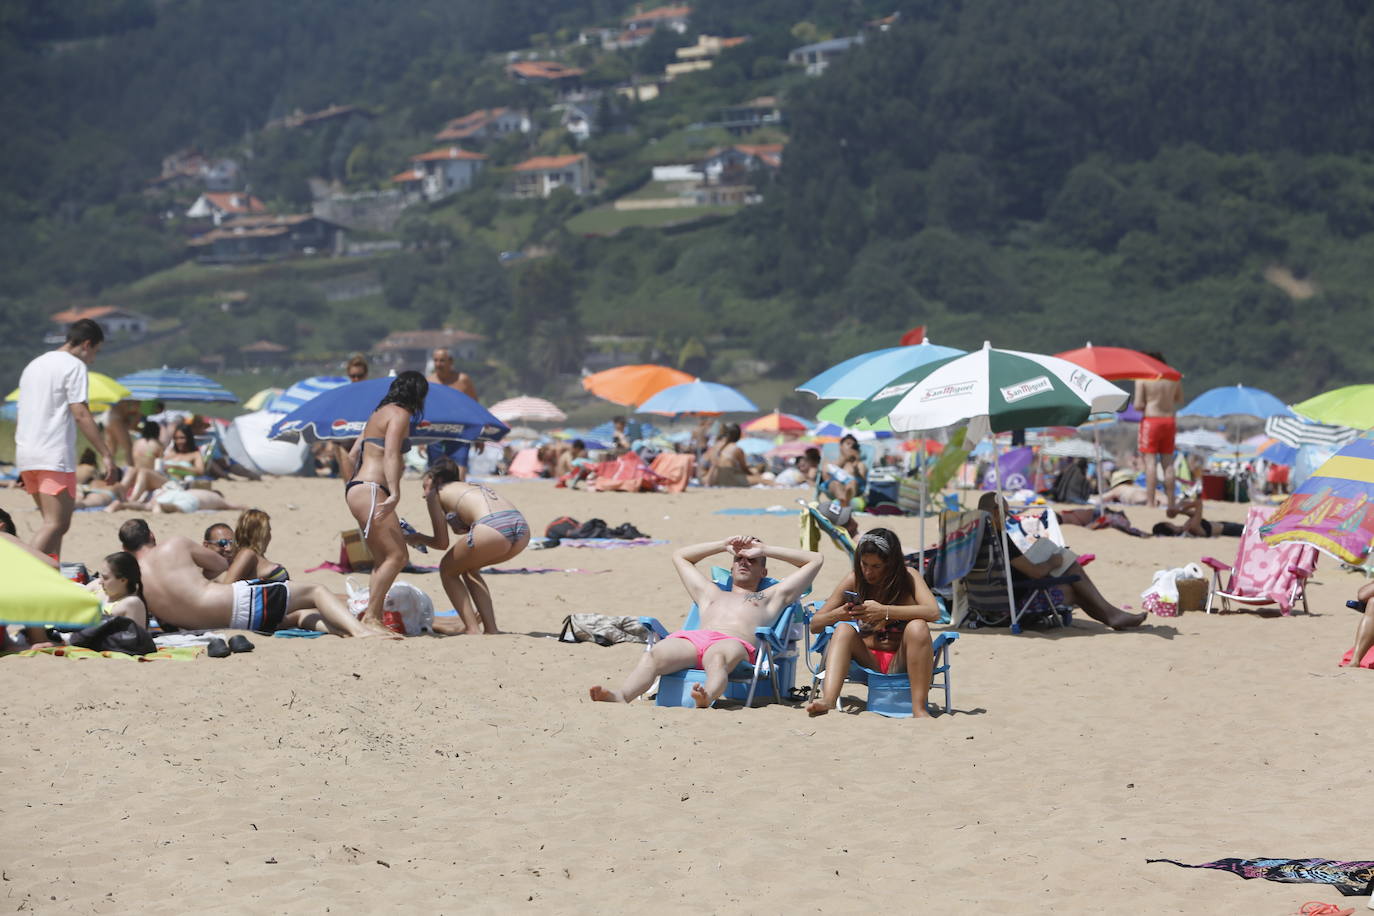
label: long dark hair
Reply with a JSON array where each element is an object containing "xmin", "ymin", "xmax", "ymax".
[
  {"xmin": 170, "ymin": 423, "xmax": 197, "ymax": 453},
  {"xmin": 852, "ymin": 527, "xmax": 912, "ymax": 605},
  {"xmin": 105, "ymin": 551, "xmax": 144, "ymax": 602},
  {"xmin": 376, "ymin": 370, "xmax": 428, "ymax": 422}
]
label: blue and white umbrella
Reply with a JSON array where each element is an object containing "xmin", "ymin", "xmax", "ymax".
[
  {"xmin": 268, "ymin": 377, "xmax": 508, "ymax": 444},
  {"xmin": 589, "ymin": 419, "xmax": 661, "ymax": 442},
  {"xmin": 636, "ymin": 380, "xmax": 757, "ymax": 416},
  {"xmin": 797, "ymin": 341, "xmax": 967, "ymax": 400},
  {"xmin": 267, "ymin": 375, "xmax": 350, "ymax": 414},
  {"xmin": 117, "ymin": 368, "xmax": 237, "ymax": 403}
]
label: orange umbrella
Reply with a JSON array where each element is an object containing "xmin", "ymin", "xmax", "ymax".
[
  {"xmin": 582, "ymin": 364, "xmax": 693, "ymax": 408},
  {"xmin": 742, "ymin": 411, "xmax": 810, "ymax": 435},
  {"xmin": 1053, "ymin": 343, "xmax": 1181, "ymax": 381},
  {"xmin": 900, "ymin": 438, "xmax": 945, "ymax": 454}
]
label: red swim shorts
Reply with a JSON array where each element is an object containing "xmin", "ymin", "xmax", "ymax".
[
  {"xmin": 664, "ymin": 630, "xmax": 758, "ymax": 667},
  {"xmin": 1138, "ymin": 416, "xmax": 1176, "ymax": 455},
  {"xmin": 20, "ymin": 470, "xmax": 78, "ymax": 498}
]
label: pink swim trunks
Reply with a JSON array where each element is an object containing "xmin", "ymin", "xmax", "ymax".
[{"xmin": 664, "ymin": 630, "xmax": 758, "ymax": 667}]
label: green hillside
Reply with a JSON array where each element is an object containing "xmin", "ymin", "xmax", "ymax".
[{"xmin": 3, "ymin": 0, "xmax": 1373, "ymax": 406}]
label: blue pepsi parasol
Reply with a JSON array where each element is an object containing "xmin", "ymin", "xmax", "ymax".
[{"xmin": 268, "ymin": 378, "xmax": 508, "ymax": 444}]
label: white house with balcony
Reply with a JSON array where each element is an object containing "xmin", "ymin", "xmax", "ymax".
[{"xmin": 511, "ymin": 154, "xmax": 593, "ymax": 198}]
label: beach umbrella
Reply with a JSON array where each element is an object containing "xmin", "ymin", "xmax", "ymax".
[
  {"xmin": 1265, "ymin": 414, "xmax": 1360, "ymax": 450},
  {"xmin": 738, "ymin": 437, "xmax": 772, "ymax": 457},
  {"xmin": 1053, "ymin": 343, "xmax": 1181, "ymax": 381},
  {"xmin": 742, "ymin": 411, "xmax": 809, "ymax": 435},
  {"xmin": 816, "ymin": 399, "xmax": 894, "ymax": 432},
  {"xmin": 243, "ymin": 387, "xmax": 284, "ymax": 412},
  {"xmin": 1041, "ymin": 439, "xmax": 1099, "ymax": 459},
  {"xmin": 1178, "ymin": 384, "xmax": 1290, "ymax": 420},
  {"xmin": 0, "ymin": 540, "xmax": 102, "ymax": 630},
  {"xmin": 1175, "ymin": 429, "xmax": 1231, "ymax": 452},
  {"xmin": 582, "ymin": 364, "xmax": 693, "ymax": 408},
  {"xmin": 636, "ymin": 380, "xmax": 757, "ymax": 416},
  {"xmin": 899, "ymin": 438, "xmax": 944, "ymax": 454},
  {"xmin": 765, "ymin": 441, "xmax": 814, "ymax": 461},
  {"xmin": 489, "ymin": 396, "xmax": 567, "ymax": 424},
  {"xmin": 6, "ymin": 371, "xmax": 131, "ymax": 408},
  {"xmin": 1257, "ymin": 439, "xmax": 1298, "ymax": 466},
  {"xmin": 795, "ymin": 347, "xmax": 907, "ymax": 397},
  {"xmin": 1289, "ymin": 384, "xmax": 1374, "ymax": 430},
  {"xmin": 1260, "ymin": 429, "xmax": 1374, "ymax": 568},
  {"xmin": 269, "ymin": 377, "xmax": 508, "ymax": 444},
  {"xmin": 117, "ymin": 368, "xmax": 237, "ymax": 403},
  {"xmin": 267, "ymin": 375, "xmax": 349, "ymax": 414},
  {"xmin": 798, "ymin": 340, "xmax": 967, "ymax": 400},
  {"xmin": 503, "ymin": 425, "xmax": 543, "ymax": 440},
  {"xmin": 588, "ymin": 418, "xmax": 660, "ymax": 442}
]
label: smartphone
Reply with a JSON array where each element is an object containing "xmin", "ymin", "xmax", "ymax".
[{"xmin": 842, "ymin": 590, "xmax": 859, "ymax": 605}]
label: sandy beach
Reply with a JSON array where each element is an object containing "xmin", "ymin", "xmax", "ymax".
[{"xmin": 1, "ymin": 476, "xmax": 1368, "ymax": 914}]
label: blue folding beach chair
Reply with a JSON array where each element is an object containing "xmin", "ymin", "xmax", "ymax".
[
  {"xmin": 798, "ymin": 499, "xmax": 855, "ymax": 561},
  {"xmin": 804, "ymin": 618, "xmax": 959, "ymax": 718},
  {"xmin": 639, "ymin": 567, "xmax": 810, "ymax": 708}
]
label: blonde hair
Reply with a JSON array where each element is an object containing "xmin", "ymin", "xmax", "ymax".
[{"xmin": 233, "ymin": 508, "xmax": 272, "ymax": 555}]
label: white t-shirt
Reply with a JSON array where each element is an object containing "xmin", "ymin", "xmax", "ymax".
[{"xmin": 15, "ymin": 349, "xmax": 89, "ymax": 473}]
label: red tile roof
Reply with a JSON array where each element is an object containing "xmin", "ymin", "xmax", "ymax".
[
  {"xmin": 507, "ymin": 60, "xmax": 585, "ymax": 81},
  {"xmin": 201, "ymin": 191, "xmax": 265, "ymax": 214},
  {"xmin": 512, "ymin": 154, "xmax": 586, "ymax": 172},
  {"xmin": 50, "ymin": 305, "xmax": 126, "ymax": 323},
  {"xmin": 624, "ymin": 4, "xmax": 691, "ymax": 23},
  {"xmin": 390, "ymin": 168, "xmax": 425, "ymax": 184},
  {"xmin": 411, "ymin": 147, "xmax": 488, "ymax": 163},
  {"xmin": 435, "ymin": 108, "xmax": 512, "ymax": 141},
  {"xmin": 240, "ymin": 340, "xmax": 289, "ymax": 353}
]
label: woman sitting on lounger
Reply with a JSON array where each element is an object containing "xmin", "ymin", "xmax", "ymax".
[
  {"xmin": 1341, "ymin": 580, "xmax": 1374, "ymax": 670},
  {"xmin": 405, "ymin": 460, "xmax": 530, "ymax": 636},
  {"xmin": 221, "ymin": 508, "xmax": 290, "ymax": 583},
  {"xmin": 118, "ymin": 423, "xmax": 206, "ymax": 503},
  {"xmin": 805, "ymin": 528, "xmax": 941, "ymax": 719}
]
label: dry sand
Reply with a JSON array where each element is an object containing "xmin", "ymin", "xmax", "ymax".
[{"xmin": 1, "ymin": 477, "xmax": 1369, "ymax": 914}]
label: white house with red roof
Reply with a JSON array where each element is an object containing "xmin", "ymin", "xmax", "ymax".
[
  {"xmin": 511, "ymin": 154, "xmax": 593, "ymax": 198},
  {"xmin": 699, "ymin": 144, "xmax": 784, "ymax": 183},
  {"xmin": 393, "ymin": 147, "xmax": 489, "ymax": 202},
  {"xmin": 623, "ymin": 4, "xmax": 691, "ymax": 34},
  {"xmin": 50, "ymin": 305, "xmax": 150, "ymax": 338},
  {"xmin": 434, "ymin": 108, "xmax": 531, "ymax": 144},
  {"xmin": 186, "ymin": 191, "xmax": 267, "ymax": 226}
]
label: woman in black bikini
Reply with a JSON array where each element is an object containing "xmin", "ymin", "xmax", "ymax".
[
  {"xmin": 406, "ymin": 461, "xmax": 530, "ymax": 635},
  {"xmin": 345, "ymin": 371, "xmax": 428, "ymax": 632},
  {"xmin": 221, "ymin": 508, "xmax": 291, "ymax": 584},
  {"xmin": 804, "ymin": 527, "xmax": 942, "ymax": 718}
]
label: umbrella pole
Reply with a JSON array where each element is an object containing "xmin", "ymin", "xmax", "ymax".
[
  {"xmin": 1092, "ymin": 425, "xmax": 1106, "ymax": 517},
  {"xmin": 993, "ymin": 436, "xmax": 1018, "ymax": 630},
  {"xmin": 918, "ymin": 437, "xmax": 927, "ymax": 575}
]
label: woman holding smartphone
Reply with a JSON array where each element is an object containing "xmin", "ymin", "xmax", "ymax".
[{"xmin": 805, "ymin": 527, "xmax": 942, "ymax": 718}]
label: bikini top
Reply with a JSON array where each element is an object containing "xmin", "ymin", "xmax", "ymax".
[
  {"xmin": 259, "ymin": 564, "xmax": 289, "ymax": 583},
  {"xmin": 361, "ymin": 435, "xmax": 413, "ymax": 452},
  {"xmin": 443, "ymin": 483, "xmax": 501, "ymax": 530}
]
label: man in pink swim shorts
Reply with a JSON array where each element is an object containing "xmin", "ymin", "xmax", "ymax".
[{"xmin": 588, "ymin": 535, "xmax": 822, "ymax": 708}]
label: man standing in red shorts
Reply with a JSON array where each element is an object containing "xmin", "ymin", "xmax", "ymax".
[
  {"xmin": 15, "ymin": 318, "xmax": 117, "ymax": 558},
  {"xmin": 1132, "ymin": 351, "xmax": 1184, "ymax": 511}
]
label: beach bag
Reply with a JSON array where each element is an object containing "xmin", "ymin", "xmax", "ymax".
[
  {"xmin": 344, "ymin": 578, "xmax": 434, "ymax": 635},
  {"xmin": 70, "ymin": 616, "xmax": 157, "ymax": 656},
  {"xmin": 1141, "ymin": 563, "xmax": 1206, "ymax": 617},
  {"xmin": 545, "ymin": 516, "xmax": 580, "ymax": 545},
  {"xmin": 558, "ymin": 614, "xmax": 651, "ymax": 646}
]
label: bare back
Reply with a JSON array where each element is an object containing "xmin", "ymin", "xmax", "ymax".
[
  {"xmin": 1135, "ymin": 378, "xmax": 1182, "ymax": 417},
  {"xmin": 437, "ymin": 481, "xmax": 516, "ymax": 531},
  {"xmin": 137, "ymin": 536, "xmax": 234, "ymax": 628},
  {"xmin": 351, "ymin": 404, "xmax": 411, "ymax": 485}
]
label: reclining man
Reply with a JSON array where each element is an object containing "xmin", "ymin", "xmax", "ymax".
[
  {"xmin": 118, "ymin": 519, "xmax": 395, "ymax": 637},
  {"xmin": 589, "ymin": 535, "xmax": 822, "ymax": 707}
]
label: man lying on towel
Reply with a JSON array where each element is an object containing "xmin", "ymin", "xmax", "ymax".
[
  {"xmin": 117, "ymin": 519, "xmax": 396, "ymax": 638},
  {"xmin": 588, "ymin": 535, "xmax": 822, "ymax": 707}
]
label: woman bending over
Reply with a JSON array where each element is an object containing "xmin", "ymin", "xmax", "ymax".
[{"xmin": 805, "ymin": 527, "xmax": 941, "ymax": 719}]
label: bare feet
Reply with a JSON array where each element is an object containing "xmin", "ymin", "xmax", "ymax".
[
  {"xmin": 690, "ymin": 683, "xmax": 711, "ymax": 708},
  {"xmin": 1106, "ymin": 610, "xmax": 1148, "ymax": 630},
  {"xmin": 589, "ymin": 686, "xmax": 623, "ymax": 703},
  {"xmin": 356, "ymin": 625, "xmax": 403, "ymax": 640},
  {"xmin": 431, "ymin": 617, "xmax": 469, "ymax": 636},
  {"xmin": 805, "ymin": 699, "xmax": 830, "ymax": 717}
]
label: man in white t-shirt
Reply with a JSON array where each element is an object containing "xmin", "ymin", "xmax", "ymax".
[{"xmin": 16, "ymin": 318, "xmax": 117, "ymax": 558}]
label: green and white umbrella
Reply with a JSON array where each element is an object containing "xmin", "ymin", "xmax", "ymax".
[{"xmin": 846, "ymin": 341, "xmax": 1129, "ymax": 439}]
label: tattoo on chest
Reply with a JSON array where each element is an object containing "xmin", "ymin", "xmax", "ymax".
[{"xmin": 744, "ymin": 592, "xmax": 766, "ymax": 605}]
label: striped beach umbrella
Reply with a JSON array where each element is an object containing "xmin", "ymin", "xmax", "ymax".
[
  {"xmin": 797, "ymin": 340, "xmax": 966, "ymax": 400},
  {"xmin": 117, "ymin": 368, "xmax": 237, "ymax": 403},
  {"xmin": 1261, "ymin": 429, "xmax": 1374, "ymax": 567},
  {"xmin": 489, "ymin": 396, "xmax": 567, "ymax": 424},
  {"xmin": 267, "ymin": 376, "xmax": 349, "ymax": 414},
  {"xmin": 1266, "ymin": 414, "xmax": 1361, "ymax": 450}
]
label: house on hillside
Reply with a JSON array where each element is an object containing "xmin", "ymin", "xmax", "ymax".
[
  {"xmin": 186, "ymin": 214, "xmax": 342, "ymax": 264},
  {"xmin": 374, "ymin": 327, "xmax": 484, "ymax": 369},
  {"xmin": 710, "ymin": 96, "xmax": 784, "ymax": 135},
  {"xmin": 239, "ymin": 340, "xmax": 291, "ymax": 369},
  {"xmin": 665, "ymin": 35, "xmax": 747, "ymax": 79},
  {"xmin": 50, "ymin": 305, "xmax": 149, "ymax": 339},
  {"xmin": 699, "ymin": 144, "xmax": 783, "ymax": 184},
  {"xmin": 186, "ymin": 191, "xmax": 267, "ymax": 226},
  {"xmin": 552, "ymin": 102, "xmax": 596, "ymax": 143},
  {"xmin": 511, "ymin": 154, "xmax": 593, "ymax": 198},
  {"xmin": 264, "ymin": 104, "xmax": 373, "ymax": 131},
  {"xmin": 394, "ymin": 147, "xmax": 488, "ymax": 202},
  {"xmin": 147, "ymin": 149, "xmax": 242, "ymax": 193},
  {"xmin": 623, "ymin": 4, "xmax": 691, "ymax": 34},
  {"xmin": 507, "ymin": 60, "xmax": 584, "ymax": 95},
  {"xmin": 788, "ymin": 35, "xmax": 864, "ymax": 76},
  {"xmin": 435, "ymin": 108, "xmax": 531, "ymax": 144}
]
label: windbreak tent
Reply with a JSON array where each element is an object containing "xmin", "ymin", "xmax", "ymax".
[{"xmin": 0, "ymin": 539, "xmax": 101, "ymax": 630}]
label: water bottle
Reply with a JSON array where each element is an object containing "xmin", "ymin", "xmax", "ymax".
[{"xmin": 398, "ymin": 518, "xmax": 427, "ymax": 553}]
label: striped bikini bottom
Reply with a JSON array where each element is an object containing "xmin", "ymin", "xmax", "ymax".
[{"xmin": 467, "ymin": 509, "xmax": 530, "ymax": 549}]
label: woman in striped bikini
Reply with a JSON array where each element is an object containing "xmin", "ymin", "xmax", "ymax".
[{"xmin": 405, "ymin": 460, "xmax": 530, "ymax": 635}]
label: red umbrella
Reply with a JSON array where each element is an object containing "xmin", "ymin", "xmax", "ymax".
[
  {"xmin": 1053, "ymin": 343, "xmax": 1181, "ymax": 381},
  {"xmin": 899, "ymin": 438, "xmax": 945, "ymax": 454}
]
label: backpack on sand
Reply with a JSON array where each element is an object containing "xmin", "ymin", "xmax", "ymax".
[{"xmin": 558, "ymin": 614, "xmax": 650, "ymax": 646}]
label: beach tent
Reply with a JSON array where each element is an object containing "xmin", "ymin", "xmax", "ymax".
[{"xmin": 0, "ymin": 540, "xmax": 101, "ymax": 630}]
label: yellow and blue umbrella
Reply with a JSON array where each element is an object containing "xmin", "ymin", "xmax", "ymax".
[
  {"xmin": 0, "ymin": 540, "xmax": 102, "ymax": 629},
  {"xmin": 1261, "ymin": 429, "xmax": 1374, "ymax": 567}
]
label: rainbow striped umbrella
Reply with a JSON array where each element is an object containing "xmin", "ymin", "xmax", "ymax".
[{"xmin": 1261, "ymin": 429, "xmax": 1374, "ymax": 567}]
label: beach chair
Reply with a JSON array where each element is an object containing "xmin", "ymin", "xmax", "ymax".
[
  {"xmin": 1201, "ymin": 506, "xmax": 1317, "ymax": 615},
  {"xmin": 804, "ymin": 620, "xmax": 959, "ymax": 717},
  {"xmin": 798, "ymin": 499, "xmax": 855, "ymax": 561},
  {"xmin": 639, "ymin": 567, "xmax": 809, "ymax": 708},
  {"xmin": 592, "ymin": 453, "xmax": 667, "ymax": 492},
  {"xmin": 956, "ymin": 511, "xmax": 1079, "ymax": 633}
]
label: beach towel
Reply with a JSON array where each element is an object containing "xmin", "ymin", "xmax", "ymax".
[
  {"xmin": 592, "ymin": 454, "xmax": 666, "ymax": 492},
  {"xmin": 1147, "ymin": 858, "xmax": 1374, "ymax": 896},
  {"xmin": 556, "ymin": 538, "xmax": 668, "ymax": 549},
  {"xmin": 273, "ymin": 628, "xmax": 325, "ymax": 638},
  {"xmin": 932, "ymin": 510, "xmax": 984, "ymax": 589},
  {"xmin": 11, "ymin": 645, "xmax": 204, "ymax": 661},
  {"xmin": 649, "ymin": 452, "xmax": 695, "ymax": 493},
  {"xmin": 715, "ymin": 506, "xmax": 795, "ymax": 515}
]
